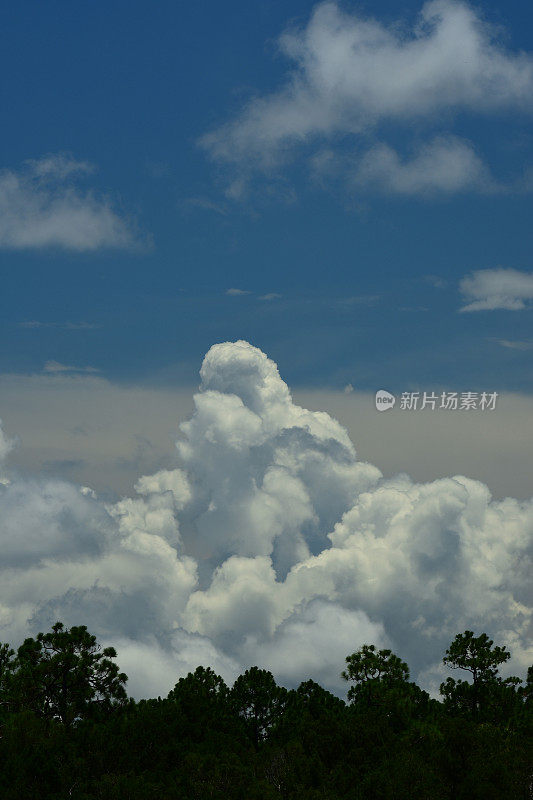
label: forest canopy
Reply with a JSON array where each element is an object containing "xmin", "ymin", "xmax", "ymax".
[{"xmin": 0, "ymin": 623, "xmax": 531, "ymax": 799}]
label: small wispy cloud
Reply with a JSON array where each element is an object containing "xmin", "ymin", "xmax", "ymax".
[
  {"xmin": 225, "ymin": 289, "xmax": 282, "ymax": 300},
  {"xmin": 352, "ymin": 137, "xmax": 493, "ymax": 196},
  {"xmin": 26, "ymin": 154, "xmax": 94, "ymax": 180},
  {"xmin": 338, "ymin": 295, "xmax": 380, "ymax": 307},
  {"xmin": 459, "ymin": 268, "xmax": 533, "ymax": 311},
  {"xmin": 185, "ymin": 196, "xmax": 228, "ymax": 215},
  {"xmin": 0, "ymin": 153, "xmax": 143, "ymax": 251},
  {"xmin": 496, "ymin": 339, "xmax": 533, "ymax": 351},
  {"xmin": 43, "ymin": 361, "xmax": 100, "ymax": 374},
  {"xmin": 19, "ymin": 320, "xmax": 100, "ymax": 330},
  {"xmin": 424, "ymin": 275, "xmax": 447, "ymax": 289}
]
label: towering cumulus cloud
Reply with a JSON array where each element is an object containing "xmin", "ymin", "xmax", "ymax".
[{"xmin": 0, "ymin": 342, "xmax": 531, "ymax": 696}]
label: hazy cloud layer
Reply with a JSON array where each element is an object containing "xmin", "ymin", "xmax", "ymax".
[
  {"xmin": 0, "ymin": 154, "xmax": 140, "ymax": 251},
  {"xmin": 0, "ymin": 341, "xmax": 531, "ymax": 698},
  {"xmin": 460, "ymin": 268, "xmax": 533, "ymax": 311},
  {"xmin": 201, "ymin": 1, "xmax": 533, "ymax": 197},
  {"xmin": 0, "ymin": 421, "xmax": 15, "ymax": 476},
  {"xmin": 2, "ymin": 371, "xmax": 533, "ymax": 500}
]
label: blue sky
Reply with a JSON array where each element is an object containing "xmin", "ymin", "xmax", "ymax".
[{"xmin": 1, "ymin": 0, "xmax": 532, "ymax": 391}]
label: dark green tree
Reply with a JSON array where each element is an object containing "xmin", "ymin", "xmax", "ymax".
[
  {"xmin": 10, "ymin": 622, "xmax": 127, "ymax": 725},
  {"xmin": 0, "ymin": 643, "xmax": 15, "ymax": 692},
  {"xmin": 167, "ymin": 665, "xmax": 236, "ymax": 745},
  {"xmin": 440, "ymin": 631, "xmax": 520, "ymax": 719},
  {"xmin": 443, "ymin": 631, "xmax": 510, "ymax": 682},
  {"xmin": 518, "ymin": 665, "xmax": 533, "ymax": 705},
  {"xmin": 168, "ymin": 665, "xmax": 229, "ymax": 705},
  {"xmin": 231, "ymin": 667, "xmax": 287, "ymax": 749},
  {"xmin": 342, "ymin": 644, "xmax": 410, "ymax": 705},
  {"xmin": 0, "ymin": 642, "xmax": 16, "ymax": 722},
  {"xmin": 296, "ymin": 679, "xmax": 346, "ymax": 715}
]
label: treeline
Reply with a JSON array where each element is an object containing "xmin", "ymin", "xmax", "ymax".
[{"xmin": 0, "ymin": 624, "xmax": 531, "ymax": 799}]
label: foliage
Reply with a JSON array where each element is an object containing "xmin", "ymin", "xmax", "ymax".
[
  {"xmin": 440, "ymin": 630, "xmax": 522, "ymax": 719},
  {"xmin": 443, "ymin": 630, "xmax": 511, "ymax": 682},
  {"xmin": 342, "ymin": 643, "xmax": 410, "ymax": 708},
  {"xmin": 3, "ymin": 622, "xmax": 127, "ymax": 725},
  {"xmin": 230, "ymin": 666, "xmax": 288, "ymax": 748},
  {"xmin": 0, "ymin": 624, "xmax": 530, "ymax": 799}
]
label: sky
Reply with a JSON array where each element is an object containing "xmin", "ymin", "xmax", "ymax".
[
  {"xmin": 1, "ymin": 0, "xmax": 532, "ymax": 389},
  {"xmin": 0, "ymin": 0, "xmax": 532, "ymax": 698}
]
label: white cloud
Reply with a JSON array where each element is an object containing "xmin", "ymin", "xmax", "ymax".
[
  {"xmin": 460, "ymin": 268, "xmax": 533, "ymax": 311},
  {"xmin": 113, "ymin": 634, "xmax": 240, "ymax": 700},
  {"xmin": 226, "ymin": 288, "xmax": 251, "ymax": 296},
  {"xmin": 0, "ymin": 342, "xmax": 531, "ymax": 697},
  {"xmin": 43, "ymin": 361, "xmax": 99, "ymax": 374},
  {"xmin": 201, "ymin": 1, "xmax": 533, "ymax": 168},
  {"xmin": 497, "ymin": 339, "xmax": 533, "ymax": 351},
  {"xmin": 352, "ymin": 136, "xmax": 492, "ymax": 195},
  {"xmin": 25, "ymin": 154, "xmax": 94, "ymax": 181},
  {"xmin": 0, "ymin": 154, "xmax": 141, "ymax": 251},
  {"xmin": 175, "ymin": 341, "xmax": 379, "ymax": 571},
  {"xmin": 241, "ymin": 601, "xmax": 389, "ymax": 695}
]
